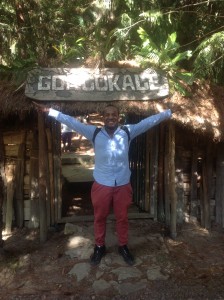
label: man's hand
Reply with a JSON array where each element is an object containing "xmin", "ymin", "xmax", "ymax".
[{"xmin": 32, "ymin": 101, "xmax": 50, "ymax": 113}]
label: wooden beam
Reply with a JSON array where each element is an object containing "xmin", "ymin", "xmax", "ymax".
[{"xmin": 58, "ymin": 212, "xmax": 154, "ymax": 223}]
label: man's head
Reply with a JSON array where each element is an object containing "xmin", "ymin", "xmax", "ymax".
[{"xmin": 103, "ymin": 105, "xmax": 120, "ymax": 132}]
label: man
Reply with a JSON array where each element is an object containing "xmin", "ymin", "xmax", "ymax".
[{"xmin": 35, "ymin": 103, "xmax": 172, "ymax": 266}]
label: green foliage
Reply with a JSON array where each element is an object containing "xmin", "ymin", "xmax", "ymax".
[
  {"xmin": 1, "ymin": 0, "xmax": 224, "ymax": 88},
  {"xmin": 193, "ymin": 31, "xmax": 224, "ymax": 84},
  {"xmin": 133, "ymin": 28, "xmax": 194, "ymax": 95},
  {"xmin": 0, "ymin": 0, "xmax": 96, "ymax": 69},
  {"xmin": 52, "ymin": 38, "xmax": 86, "ymax": 63}
]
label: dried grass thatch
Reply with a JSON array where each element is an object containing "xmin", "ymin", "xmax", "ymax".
[{"xmin": 1, "ymin": 67, "xmax": 224, "ymax": 142}]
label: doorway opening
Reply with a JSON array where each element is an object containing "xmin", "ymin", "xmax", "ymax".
[{"xmin": 61, "ymin": 113, "xmax": 99, "ymax": 218}]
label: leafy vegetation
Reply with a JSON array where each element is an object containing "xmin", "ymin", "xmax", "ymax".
[{"xmin": 1, "ymin": 0, "xmax": 224, "ymax": 88}]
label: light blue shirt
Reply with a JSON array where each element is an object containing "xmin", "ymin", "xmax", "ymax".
[{"xmin": 49, "ymin": 108, "xmax": 172, "ymax": 187}]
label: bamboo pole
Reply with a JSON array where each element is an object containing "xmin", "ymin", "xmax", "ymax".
[
  {"xmin": 38, "ymin": 112, "xmax": 48, "ymax": 242},
  {"xmin": 169, "ymin": 123, "xmax": 177, "ymax": 239}
]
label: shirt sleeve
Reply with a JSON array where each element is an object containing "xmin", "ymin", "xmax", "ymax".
[
  {"xmin": 128, "ymin": 109, "xmax": 172, "ymax": 140},
  {"xmin": 48, "ymin": 108, "xmax": 96, "ymax": 141}
]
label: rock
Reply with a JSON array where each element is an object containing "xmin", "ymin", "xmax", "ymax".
[
  {"xmin": 92, "ymin": 279, "xmax": 112, "ymax": 293},
  {"xmin": 65, "ymin": 235, "xmax": 93, "ymax": 259},
  {"xmin": 114, "ymin": 280, "xmax": 147, "ymax": 296},
  {"xmin": 147, "ymin": 266, "xmax": 169, "ymax": 280},
  {"xmin": 68, "ymin": 262, "xmax": 91, "ymax": 282},
  {"xmin": 64, "ymin": 223, "xmax": 83, "ymax": 235},
  {"xmin": 111, "ymin": 266, "xmax": 142, "ymax": 281}
]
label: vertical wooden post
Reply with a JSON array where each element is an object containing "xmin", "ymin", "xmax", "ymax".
[
  {"xmin": 144, "ymin": 131, "xmax": 150, "ymax": 212},
  {"xmin": 38, "ymin": 112, "xmax": 48, "ymax": 242},
  {"xmin": 164, "ymin": 124, "xmax": 170, "ymax": 226},
  {"xmin": 0, "ymin": 130, "xmax": 6, "ymax": 247},
  {"xmin": 46, "ymin": 128, "xmax": 55, "ymax": 226},
  {"xmin": 149, "ymin": 128, "xmax": 159, "ymax": 220},
  {"xmin": 190, "ymin": 147, "xmax": 198, "ymax": 222},
  {"xmin": 158, "ymin": 124, "xmax": 165, "ymax": 222},
  {"xmin": 5, "ymin": 163, "xmax": 15, "ymax": 234},
  {"xmin": 15, "ymin": 131, "xmax": 26, "ymax": 228},
  {"xmin": 169, "ymin": 123, "xmax": 177, "ymax": 239},
  {"xmin": 202, "ymin": 145, "xmax": 212, "ymax": 229},
  {"xmin": 216, "ymin": 143, "xmax": 224, "ymax": 228},
  {"xmin": 51, "ymin": 121, "xmax": 61, "ymax": 222},
  {"xmin": 29, "ymin": 130, "xmax": 39, "ymax": 228}
]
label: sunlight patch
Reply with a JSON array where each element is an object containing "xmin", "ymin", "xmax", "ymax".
[{"xmin": 68, "ymin": 236, "xmax": 91, "ymax": 249}]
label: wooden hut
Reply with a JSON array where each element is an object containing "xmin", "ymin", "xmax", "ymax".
[{"xmin": 1, "ymin": 65, "xmax": 224, "ymax": 241}]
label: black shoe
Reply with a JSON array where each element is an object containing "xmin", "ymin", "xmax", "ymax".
[
  {"xmin": 118, "ymin": 245, "xmax": 135, "ymax": 266},
  {"xmin": 90, "ymin": 245, "xmax": 106, "ymax": 266}
]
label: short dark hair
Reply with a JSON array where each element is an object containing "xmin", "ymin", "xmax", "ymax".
[{"xmin": 103, "ymin": 105, "xmax": 119, "ymax": 115}]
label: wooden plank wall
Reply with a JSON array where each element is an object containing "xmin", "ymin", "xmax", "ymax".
[
  {"xmin": 2, "ymin": 120, "xmax": 61, "ymax": 232},
  {"xmin": 175, "ymin": 127, "xmax": 220, "ymax": 228}
]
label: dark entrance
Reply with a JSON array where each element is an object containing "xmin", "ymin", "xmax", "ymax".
[
  {"xmin": 61, "ymin": 122, "xmax": 95, "ymax": 217},
  {"xmin": 62, "ymin": 181, "xmax": 93, "ymax": 217}
]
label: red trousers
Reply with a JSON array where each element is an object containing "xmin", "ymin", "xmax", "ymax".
[{"xmin": 91, "ymin": 182, "xmax": 133, "ymax": 246}]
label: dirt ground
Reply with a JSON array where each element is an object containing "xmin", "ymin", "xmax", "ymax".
[{"xmin": 0, "ymin": 219, "xmax": 224, "ymax": 300}]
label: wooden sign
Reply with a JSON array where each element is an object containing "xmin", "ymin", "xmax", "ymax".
[{"xmin": 25, "ymin": 68, "xmax": 169, "ymax": 101}]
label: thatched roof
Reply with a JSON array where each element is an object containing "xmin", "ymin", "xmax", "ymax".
[{"xmin": 1, "ymin": 70, "xmax": 224, "ymax": 142}]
